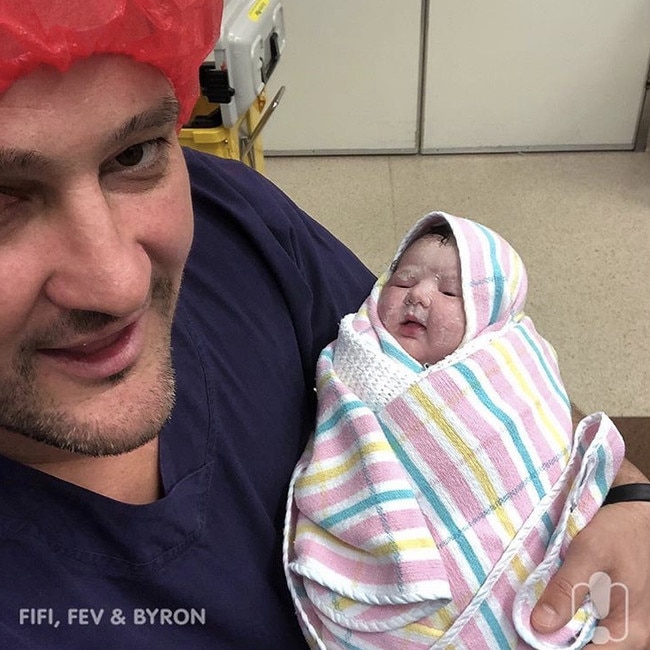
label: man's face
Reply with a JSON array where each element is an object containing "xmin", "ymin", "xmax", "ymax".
[
  {"xmin": 0, "ymin": 56, "xmax": 194, "ymax": 459},
  {"xmin": 378, "ymin": 235, "xmax": 466, "ymax": 366}
]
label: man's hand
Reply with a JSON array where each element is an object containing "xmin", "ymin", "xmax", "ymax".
[{"xmin": 531, "ymin": 459, "xmax": 650, "ymax": 648}]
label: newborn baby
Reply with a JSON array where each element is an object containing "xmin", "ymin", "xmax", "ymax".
[{"xmin": 284, "ymin": 211, "xmax": 624, "ymax": 650}]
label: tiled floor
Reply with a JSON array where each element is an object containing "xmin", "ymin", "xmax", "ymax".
[
  {"xmin": 266, "ymin": 151, "xmax": 650, "ymax": 475},
  {"xmin": 265, "ymin": 151, "xmax": 650, "ymax": 417}
]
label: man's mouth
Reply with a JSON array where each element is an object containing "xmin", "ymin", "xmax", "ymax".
[
  {"xmin": 37, "ymin": 318, "xmax": 145, "ymax": 381},
  {"xmin": 49, "ymin": 327, "xmax": 128, "ymax": 357}
]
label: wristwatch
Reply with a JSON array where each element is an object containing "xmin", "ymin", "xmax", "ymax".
[{"xmin": 603, "ymin": 483, "xmax": 650, "ymax": 505}]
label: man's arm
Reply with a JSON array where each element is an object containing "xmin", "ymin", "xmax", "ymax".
[
  {"xmin": 533, "ymin": 404, "xmax": 650, "ymax": 648},
  {"xmin": 611, "ymin": 456, "xmax": 650, "ymax": 487}
]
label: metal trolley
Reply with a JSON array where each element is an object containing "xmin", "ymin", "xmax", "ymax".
[{"xmin": 179, "ymin": 0, "xmax": 287, "ymax": 172}]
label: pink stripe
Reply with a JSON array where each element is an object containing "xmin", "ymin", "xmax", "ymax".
[
  {"xmin": 507, "ymin": 324, "xmax": 571, "ymax": 419},
  {"xmin": 385, "ymin": 405, "xmax": 528, "ymax": 579},
  {"xmin": 323, "ymin": 625, "xmax": 432, "ymax": 650},
  {"xmin": 459, "ymin": 611, "xmax": 496, "ymax": 648},
  {"xmin": 295, "ymin": 540, "xmax": 448, "ymax": 586},
  {"xmin": 430, "ymin": 367, "xmax": 548, "ymax": 509},
  {"xmin": 385, "ymin": 395, "xmax": 515, "ymax": 547},
  {"xmin": 387, "ymin": 387, "xmax": 539, "ymax": 542},
  {"xmin": 297, "ymin": 461, "xmax": 412, "ymax": 511},
  {"xmin": 461, "ymin": 344, "xmax": 569, "ymax": 482},
  {"xmin": 309, "ymin": 413, "xmax": 388, "ymax": 461},
  {"xmin": 336, "ymin": 508, "xmax": 435, "ymax": 543}
]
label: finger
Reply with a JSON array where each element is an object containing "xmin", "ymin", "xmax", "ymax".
[{"xmin": 531, "ymin": 567, "xmax": 590, "ymax": 632}]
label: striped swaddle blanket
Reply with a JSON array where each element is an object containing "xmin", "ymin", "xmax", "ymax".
[{"xmin": 284, "ymin": 212, "xmax": 625, "ymax": 649}]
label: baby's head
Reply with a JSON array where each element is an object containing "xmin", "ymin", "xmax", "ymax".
[{"xmin": 377, "ymin": 223, "xmax": 466, "ymax": 367}]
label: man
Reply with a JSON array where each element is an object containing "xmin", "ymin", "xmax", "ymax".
[{"xmin": 0, "ymin": 2, "xmax": 648, "ymax": 648}]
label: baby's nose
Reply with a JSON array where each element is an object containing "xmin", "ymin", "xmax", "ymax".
[{"xmin": 406, "ymin": 285, "xmax": 432, "ymax": 307}]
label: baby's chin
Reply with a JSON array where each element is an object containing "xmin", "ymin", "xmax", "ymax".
[
  {"xmin": 395, "ymin": 338, "xmax": 449, "ymax": 368},
  {"xmin": 393, "ymin": 338, "xmax": 431, "ymax": 366}
]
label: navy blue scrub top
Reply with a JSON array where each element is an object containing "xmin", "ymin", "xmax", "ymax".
[{"xmin": 0, "ymin": 149, "xmax": 375, "ymax": 649}]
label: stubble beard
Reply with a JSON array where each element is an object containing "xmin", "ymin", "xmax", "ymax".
[{"xmin": 0, "ymin": 276, "xmax": 178, "ymax": 457}]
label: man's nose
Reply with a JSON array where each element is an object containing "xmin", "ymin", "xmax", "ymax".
[{"xmin": 43, "ymin": 184, "xmax": 151, "ymax": 317}]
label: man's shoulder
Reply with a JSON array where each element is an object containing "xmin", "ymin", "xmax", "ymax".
[
  {"xmin": 182, "ymin": 147, "xmax": 273, "ymax": 203},
  {"xmin": 182, "ymin": 147, "xmax": 304, "ymax": 242}
]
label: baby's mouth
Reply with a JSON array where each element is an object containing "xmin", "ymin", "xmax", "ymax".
[
  {"xmin": 399, "ymin": 314, "xmax": 426, "ymax": 337},
  {"xmin": 402, "ymin": 311, "xmax": 425, "ymax": 327}
]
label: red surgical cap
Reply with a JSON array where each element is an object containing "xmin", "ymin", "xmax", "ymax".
[{"xmin": 0, "ymin": 0, "xmax": 223, "ymax": 125}]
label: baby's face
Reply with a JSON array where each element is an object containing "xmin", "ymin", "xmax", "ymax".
[{"xmin": 377, "ymin": 235, "xmax": 466, "ymax": 366}]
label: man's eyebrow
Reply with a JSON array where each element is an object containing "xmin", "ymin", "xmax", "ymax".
[
  {"xmin": 0, "ymin": 97, "xmax": 181, "ymax": 177},
  {"xmin": 108, "ymin": 96, "xmax": 181, "ymax": 146},
  {"xmin": 0, "ymin": 149, "xmax": 54, "ymax": 176}
]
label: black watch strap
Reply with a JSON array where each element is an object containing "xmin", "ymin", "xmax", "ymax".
[{"xmin": 603, "ymin": 483, "xmax": 650, "ymax": 506}]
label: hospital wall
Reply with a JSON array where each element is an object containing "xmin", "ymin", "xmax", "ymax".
[{"xmin": 263, "ymin": 0, "xmax": 650, "ymax": 154}]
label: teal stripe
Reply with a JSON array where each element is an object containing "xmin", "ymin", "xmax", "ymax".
[
  {"xmin": 330, "ymin": 633, "xmax": 365, "ymax": 650},
  {"xmin": 316, "ymin": 399, "xmax": 365, "ymax": 437},
  {"xmin": 480, "ymin": 600, "xmax": 516, "ymax": 648},
  {"xmin": 541, "ymin": 512, "xmax": 554, "ymax": 538},
  {"xmin": 321, "ymin": 347, "xmax": 334, "ymax": 362},
  {"xmin": 320, "ymin": 489, "xmax": 414, "ymax": 530},
  {"xmin": 381, "ymin": 338, "xmax": 423, "ymax": 372},
  {"xmin": 379, "ymin": 421, "xmax": 488, "ymax": 584},
  {"xmin": 476, "ymin": 223, "xmax": 504, "ymax": 326},
  {"xmin": 518, "ymin": 326, "xmax": 570, "ymax": 408},
  {"xmin": 594, "ymin": 445, "xmax": 609, "ymax": 498},
  {"xmin": 454, "ymin": 362, "xmax": 546, "ymax": 499}
]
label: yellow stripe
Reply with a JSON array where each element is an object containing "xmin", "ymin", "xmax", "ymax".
[
  {"xmin": 572, "ymin": 608, "xmax": 589, "ymax": 624},
  {"xmin": 333, "ymin": 595, "xmax": 355, "ymax": 611},
  {"xmin": 373, "ymin": 536, "xmax": 437, "ymax": 554},
  {"xmin": 426, "ymin": 604, "xmax": 455, "ymax": 631},
  {"xmin": 295, "ymin": 521, "xmax": 436, "ymax": 555},
  {"xmin": 511, "ymin": 555, "xmax": 528, "ymax": 583},
  {"xmin": 294, "ymin": 520, "xmax": 320, "ymax": 539},
  {"xmin": 403, "ymin": 621, "xmax": 445, "ymax": 639},
  {"xmin": 509, "ymin": 250, "xmax": 522, "ymax": 305},
  {"xmin": 411, "ymin": 384, "xmax": 517, "ymax": 538},
  {"xmin": 567, "ymin": 514, "xmax": 579, "ymax": 539},
  {"xmin": 315, "ymin": 367, "xmax": 335, "ymax": 392},
  {"xmin": 492, "ymin": 339, "xmax": 569, "ymax": 461},
  {"xmin": 296, "ymin": 440, "xmax": 393, "ymax": 489}
]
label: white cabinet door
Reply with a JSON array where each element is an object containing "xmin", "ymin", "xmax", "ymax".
[
  {"xmin": 263, "ymin": 0, "xmax": 423, "ymax": 154},
  {"xmin": 421, "ymin": 0, "xmax": 650, "ymax": 152}
]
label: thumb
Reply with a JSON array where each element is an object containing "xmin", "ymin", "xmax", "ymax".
[{"xmin": 531, "ymin": 560, "xmax": 590, "ymax": 632}]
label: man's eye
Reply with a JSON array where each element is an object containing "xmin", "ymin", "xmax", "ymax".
[
  {"xmin": 108, "ymin": 138, "xmax": 170, "ymax": 173},
  {"xmin": 0, "ymin": 188, "xmax": 26, "ymax": 214},
  {"xmin": 115, "ymin": 143, "xmax": 147, "ymax": 168}
]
